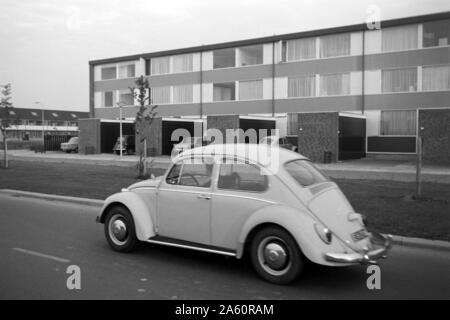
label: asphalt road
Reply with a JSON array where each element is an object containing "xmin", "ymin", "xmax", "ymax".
[{"xmin": 0, "ymin": 193, "xmax": 449, "ymax": 300}]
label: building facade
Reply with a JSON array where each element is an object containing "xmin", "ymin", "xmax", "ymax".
[
  {"xmin": 1, "ymin": 107, "xmax": 88, "ymax": 140},
  {"xmin": 87, "ymin": 12, "xmax": 450, "ymax": 164}
]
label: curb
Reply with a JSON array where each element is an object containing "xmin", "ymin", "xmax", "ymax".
[
  {"xmin": 1, "ymin": 189, "xmax": 449, "ymax": 253},
  {"xmin": 0, "ymin": 189, "xmax": 104, "ymax": 208},
  {"xmin": 389, "ymin": 234, "xmax": 450, "ymax": 253}
]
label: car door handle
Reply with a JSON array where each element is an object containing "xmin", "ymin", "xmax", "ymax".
[{"xmin": 197, "ymin": 194, "xmax": 211, "ymax": 200}]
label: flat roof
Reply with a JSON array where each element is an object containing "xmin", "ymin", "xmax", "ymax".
[{"xmin": 89, "ymin": 11, "xmax": 450, "ymax": 66}]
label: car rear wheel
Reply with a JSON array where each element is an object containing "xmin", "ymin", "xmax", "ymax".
[
  {"xmin": 104, "ymin": 206, "xmax": 138, "ymax": 252},
  {"xmin": 250, "ymin": 227, "xmax": 304, "ymax": 284}
]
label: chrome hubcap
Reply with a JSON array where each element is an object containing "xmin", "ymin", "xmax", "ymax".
[
  {"xmin": 112, "ymin": 219, "xmax": 127, "ymax": 241},
  {"xmin": 257, "ymin": 236, "xmax": 291, "ymax": 276},
  {"xmin": 263, "ymin": 243, "xmax": 287, "ymax": 270},
  {"xmin": 108, "ymin": 214, "xmax": 129, "ymax": 245}
]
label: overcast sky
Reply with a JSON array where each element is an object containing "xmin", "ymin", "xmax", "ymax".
[{"xmin": 1, "ymin": 0, "xmax": 449, "ymax": 111}]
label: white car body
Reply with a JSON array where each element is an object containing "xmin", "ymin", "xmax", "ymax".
[
  {"xmin": 171, "ymin": 137, "xmax": 203, "ymax": 155},
  {"xmin": 97, "ymin": 144, "xmax": 391, "ymax": 284}
]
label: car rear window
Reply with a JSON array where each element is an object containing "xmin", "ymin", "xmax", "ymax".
[{"xmin": 284, "ymin": 160, "xmax": 329, "ymax": 187}]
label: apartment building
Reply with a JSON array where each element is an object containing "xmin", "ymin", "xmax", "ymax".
[
  {"xmin": 85, "ymin": 11, "xmax": 450, "ymax": 164},
  {"xmin": 1, "ymin": 107, "xmax": 88, "ymax": 140}
]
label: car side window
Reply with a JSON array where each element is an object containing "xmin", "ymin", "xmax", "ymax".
[
  {"xmin": 166, "ymin": 159, "xmax": 213, "ymax": 188},
  {"xmin": 218, "ymin": 159, "xmax": 267, "ymax": 192},
  {"xmin": 166, "ymin": 162, "xmax": 182, "ymax": 185}
]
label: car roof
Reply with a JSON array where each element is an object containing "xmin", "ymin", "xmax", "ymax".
[{"xmin": 176, "ymin": 143, "xmax": 307, "ymax": 168}]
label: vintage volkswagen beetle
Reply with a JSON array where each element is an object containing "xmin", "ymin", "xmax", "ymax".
[{"xmin": 97, "ymin": 143, "xmax": 391, "ymax": 284}]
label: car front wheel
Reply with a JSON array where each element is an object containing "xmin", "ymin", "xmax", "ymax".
[
  {"xmin": 104, "ymin": 206, "xmax": 138, "ymax": 252},
  {"xmin": 250, "ymin": 227, "xmax": 304, "ymax": 284}
]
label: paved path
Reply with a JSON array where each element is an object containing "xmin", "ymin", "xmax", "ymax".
[{"xmin": 0, "ymin": 193, "xmax": 449, "ymax": 299}]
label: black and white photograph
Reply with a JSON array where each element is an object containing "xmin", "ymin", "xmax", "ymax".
[{"xmin": 0, "ymin": 0, "xmax": 449, "ymax": 306}]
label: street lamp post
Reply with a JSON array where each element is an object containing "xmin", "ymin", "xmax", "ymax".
[{"xmin": 116, "ymin": 102, "xmax": 126, "ymax": 159}]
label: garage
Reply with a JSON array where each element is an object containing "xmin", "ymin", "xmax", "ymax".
[
  {"xmin": 338, "ymin": 114, "xmax": 366, "ymax": 161},
  {"xmin": 100, "ymin": 120, "xmax": 135, "ymax": 154},
  {"xmin": 239, "ymin": 116, "xmax": 276, "ymax": 143},
  {"xmin": 162, "ymin": 119, "xmax": 203, "ymax": 155}
]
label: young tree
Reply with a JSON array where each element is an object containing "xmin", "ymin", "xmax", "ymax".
[
  {"xmin": 129, "ymin": 76, "xmax": 158, "ymax": 178},
  {"xmin": 0, "ymin": 83, "xmax": 13, "ymax": 169}
]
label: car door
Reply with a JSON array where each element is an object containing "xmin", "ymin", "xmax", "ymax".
[
  {"xmin": 211, "ymin": 158, "xmax": 273, "ymax": 250},
  {"xmin": 156, "ymin": 157, "xmax": 214, "ymax": 245}
]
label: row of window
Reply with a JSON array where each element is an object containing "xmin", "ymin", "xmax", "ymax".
[
  {"xmin": 6, "ymin": 120, "xmax": 78, "ymax": 127},
  {"xmin": 97, "ymin": 19, "xmax": 450, "ymax": 80},
  {"xmin": 98, "ymin": 64, "xmax": 450, "ymax": 107}
]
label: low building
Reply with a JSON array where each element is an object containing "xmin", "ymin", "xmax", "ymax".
[
  {"xmin": 1, "ymin": 107, "xmax": 88, "ymax": 140},
  {"xmin": 85, "ymin": 11, "xmax": 450, "ymax": 164}
]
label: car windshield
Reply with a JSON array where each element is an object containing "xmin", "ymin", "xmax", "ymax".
[
  {"xmin": 284, "ymin": 159, "xmax": 329, "ymax": 187},
  {"xmin": 261, "ymin": 137, "xmax": 272, "ymax": 145},
  {"xmin": 68, "ymin": 137, "xmax": 78, "ymax": 144}
]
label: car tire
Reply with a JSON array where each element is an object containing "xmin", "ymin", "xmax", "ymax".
[
  {"xmin": 250, "ymin": 226, "xmax": 304, "ymax": 285},
  {"xmin": 104, "ymin": 206, "xmax": 138, "ymax": 252}
]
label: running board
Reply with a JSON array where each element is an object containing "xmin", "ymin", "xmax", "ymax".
[{"xmin": 146, "ymin": 236, "xmax": 236, "ymax": 257}]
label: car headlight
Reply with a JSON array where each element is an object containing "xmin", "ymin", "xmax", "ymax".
[{"xmin": 314, "ymin": 223, "xmax": 332, "ymax": 244}]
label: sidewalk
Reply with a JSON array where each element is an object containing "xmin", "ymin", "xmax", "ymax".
[
  {"xmin": 316, "ymin": 158, "xmax": 450, "ymax": 183},
  {"xmin": 3, "ymin": 149, "xmax": 450, "ymax": 183}
]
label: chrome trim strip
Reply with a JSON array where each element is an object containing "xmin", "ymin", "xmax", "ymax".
[
  {"xmin": 158, "ymin": 188, "xmax": 212, "ymax": 195},
  {"xmin": 213, "ymin": 192, "xmax": 276, "ymax": 205},
  {"xmin": 146, "ymin": 239, "xmax": 237, "ymax": 257}
]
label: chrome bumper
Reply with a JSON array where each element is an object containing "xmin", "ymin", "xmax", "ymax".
[{"xmin": 324, "ymin": 233, "xmax": 392, "ymax": 264}]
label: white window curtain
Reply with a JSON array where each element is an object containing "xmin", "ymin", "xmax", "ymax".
[
  {"xmin": 172, "ymin": 54, "xmax": 193, "ymax": 73},
  {"xmin": 151, "ymin": 86, "xmax": 171, "ymax": 104},
  {"xmin": 101, "ymin": 67, "xmax": 116, "ymax": 80},
  {"xmin": 151, "ymin": 57, "xmax": 170, "ymax": 75},
  {"xmin": 423, "ymin": 65, "xmax": 450, "ymax": 91},
  {"xmin": 119, "ymin": 90, "xmax": 134, "ymax": 106},
  {"xmin": 380, "ymin": 110, "xmax": 416, "ymax": 135},
  {"xmin": 382, "ymin": 68, "xmax": 417, "ymax": 93},
  {"xmin": 173, "ymin": 85, "xmax": 193, "ymax": 103},
  {"xmin": 118, "ymin": 64, "xmax": 135, "ymax": 78},
  {"xmin": 239, "ymin": 80, "xmax": 262, "ymax": 100},
  {"xmin": 320, "ymin": 33, "xmax": 350, "ymax": 58},
  {"xmin": 287, "ymin": 38, "xmax": 316, "ymax": 61},
  {"xmin": 288, "ymin": 75, "xmax": 315, "ymax": 97},
  {"xmin": 320, "ymin": 73, "xmax": 349, "ymax": 96},
  {"xmin": 103, "ymin": 91, "xmax": 116, "ymax": 107},
  {"xmin": 382, "ymin": 25, "xmax": 418, "ymax": 52}
]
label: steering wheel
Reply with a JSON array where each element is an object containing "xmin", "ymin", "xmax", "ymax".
[{"xmin": 180, "ymin": 173, "xmax": 200, "ymax": 187}]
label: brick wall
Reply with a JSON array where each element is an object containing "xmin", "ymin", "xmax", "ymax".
[
  {"xmin": 78, "ymin": 118, "xmax": 100, "ymax": 154},
  {"xmin": 135, "ymin": 117, "xmax": 162, "ymax": 156},
  {"xmin": 297, "ymin": 112, "xmax": 339, "ymax": 163},
  {"xmin": 207, "ymin": 115, "xmax": 240, "ymax": 144},
  {"xmin": 419, "ymin": 108, "xmax": 450, "ymax": 165}
]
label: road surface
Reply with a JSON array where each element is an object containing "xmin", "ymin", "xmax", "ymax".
[{"xmin": 0, "ymin": 193, "xmax": 449, "ymax": 299}]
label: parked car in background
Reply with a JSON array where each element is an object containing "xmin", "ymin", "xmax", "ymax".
[
  {"xmin": 60, "ymin": 137, "xmax": 79, "ymax": 153},
  {"xmin": 260, "ymin": 135, "xmax": 298, "ymax": 152},
  {"xmin": 113, "ymin": 135, "xmax": 135, "ymax": 155},
  {"xmin": 97, "ymin": 143, "xmax": 391, "ymax": 285},
  {"xmin": 171, "ymin": 136, "xmax": 205, "ymax": 156}
]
